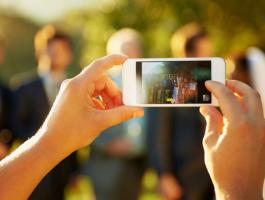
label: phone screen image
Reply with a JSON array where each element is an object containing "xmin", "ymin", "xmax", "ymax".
[{"xmin": 136, "ymin": 61, "xmax": 212, "ymax": 104}]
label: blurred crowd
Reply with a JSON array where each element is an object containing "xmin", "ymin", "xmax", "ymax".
[{"xmin": 1, "ymin": 22, "xmax": 265, "ymax": 200}]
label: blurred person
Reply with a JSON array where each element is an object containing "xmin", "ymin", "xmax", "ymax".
[
  {"xmin": 171, "ymin": 23, "xmax": 213, "ymax": 58},
  {"xmin": 229, "ymin": 47, "xmax": 265, "ymax": 116},
  {"xmin": 83, "ymin": 28, "xmax": 147, "ymax": 200},
  {"xmin": 242, "ymin": 47, "xmax": 265, "ymax": 116},
  {"xmin": 11, "ymin": 25, "xmax": 77, "ymax": 200},
  {"xmin": 150, "ymin": 23, "xmax": 214, "ymax": 200},
  {"xmin": 229, "ymin": 52, "xmax": 252, "ymax": 86},
  {"xmin": 0, "ymin": 40, "xmax": 13, "ymax": 160},
  {"xmin": 0, "ymin": 54, "xmax": 264, "ymax": 200}
]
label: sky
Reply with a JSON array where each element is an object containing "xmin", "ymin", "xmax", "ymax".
[{"xmin": 0, "ymin": 0, "xmax": 101, "ymax": 24}]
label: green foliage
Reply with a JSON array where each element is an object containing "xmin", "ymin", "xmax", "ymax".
[
  {"xmin": 1, "ymin": 0, "xmax": 265, "ymax": 82},
  {"xmin": 63, "ymin": 0, "xmax": 265, "ymax": 64},
  {"xmin": 0, "ymin": 14, "xmax": 38, "ymax": 82}
]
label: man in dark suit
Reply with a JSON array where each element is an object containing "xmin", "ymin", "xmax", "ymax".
[
  {"xmin": 0, "ymin": 84, "xmax": 12, "ymax": 161},
  {"xmin": 148, "ymin": 23, "xmax": 214, "ymax": 200},
  {"xmin": 12, "ymin": 25, "xmax": 77, "ymax": 200},
  {"xmin": 0, "ymin": 42, "xmax": 12, "ymax": 160}
]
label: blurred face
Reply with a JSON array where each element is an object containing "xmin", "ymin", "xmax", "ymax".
[
  {"xmin": 48, "ymin": 39, "xmax": 72, "ymax": 72},
  {"xmin": 121, "ymin": 41, "xmax": 142, "ymax": 58},
  {"xmin": 193, "ymin": 37, "xmax": 213, "ymax": 57},
  {"xmin": 230, "ymin": 69, "xmax": 252, "ymax": 86}
]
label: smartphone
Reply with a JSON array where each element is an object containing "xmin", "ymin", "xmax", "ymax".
[{"xmin": 122, "ymin": 57, "xmax": 225, "ymax": 107}]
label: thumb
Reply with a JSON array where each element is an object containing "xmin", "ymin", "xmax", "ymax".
[
  {"xmin": 200, "ymin": 106, "xmax": 223, "ymax": 148},
  {"xmin": 103, "ymin": 106, "xmax": 144, "ymax": 128}
]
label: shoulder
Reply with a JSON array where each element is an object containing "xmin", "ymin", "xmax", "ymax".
[
  {"xmin": 11, "ymin": 71, "xmax": 42, "ymax": 91},
  {"xmin": 0, "ymin": 81, "xmax": 9, "ymax": 92},
  {"xmin": 0, "ymin": 82, "xmax": 11, "ymax": 99}
]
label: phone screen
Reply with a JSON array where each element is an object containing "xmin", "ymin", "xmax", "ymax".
[{"xmin": 136, "ymin": 61, "xmax": 212, "ymax": 104}]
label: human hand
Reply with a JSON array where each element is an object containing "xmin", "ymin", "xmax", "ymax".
[
  {"xmin": 159, "ymin": 172, "xmax": 182, "ymax": 200},
  {"xmin": 200, "ymin": 80, "xmax": 265, "ymax": 200},
  {"xmin": 41, "ymin": 54, "xmax": 144, "ymax": 154}
]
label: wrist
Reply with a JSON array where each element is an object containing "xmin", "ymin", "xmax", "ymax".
[
  {"xmin": 214, "ymin": 184, "xmax": 263, "ymax": 200},
  {"xmin": 38, "ymin": 127, "xmax": 74, "ymax": 161}
]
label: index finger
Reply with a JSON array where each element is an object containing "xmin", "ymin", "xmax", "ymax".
[
  {"xmin": 81, "ymin": 54, "xmax": 128, "ymax": 82},
  {"xmin": 94, "ymin": 75, "xmax": 123, "ymax": 106},
  {"xmin": 104, "ymin": 75, "xmax": 121, "ymax": 98},
  {"xmin": 205, "ymin": 80, "xmax": 243, "ymax": 121},
  {"xmin": 226, "ymin": 80, "xmax": 264, "ymax": 118}
]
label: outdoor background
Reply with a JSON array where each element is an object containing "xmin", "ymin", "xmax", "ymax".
[
  {"xmin": 1, "ymin": 0, "xmax": 265, "ymax": 199},
  {"xmin": 1, "ymin": 0, "xmax": 265, "ymax": 82}
]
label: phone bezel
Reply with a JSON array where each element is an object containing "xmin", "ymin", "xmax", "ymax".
[{"xmin": 122, "ymin": 57, "xmax": 225, "ymax": 107}]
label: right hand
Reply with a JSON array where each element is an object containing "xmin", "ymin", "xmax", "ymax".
[
  {"xmin": 200, "ymin": 80, "xmax": 265, "ymax": 200},
  {"xmin": 159, "ymin": 173, "xmax": 182, "ymax": 200}
]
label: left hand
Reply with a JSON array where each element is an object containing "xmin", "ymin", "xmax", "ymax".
[{"xmin": 41, "ymin": 54, "xmax": 144, "ymax": 154}]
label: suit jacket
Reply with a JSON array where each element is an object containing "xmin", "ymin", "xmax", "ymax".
[
  {"xmin": 147, "ymin": 108, "xmax": 213, "ymax": 200},
  {"xmin": 12, "ymin": 74, "xmax": 77, "ymax": 200},
  {"xmin": 0, "ymin": 82, "xmax": 12, "ymax": 144},
  {"xmin": 0, "ymin": 83, "xmax": 11, "ymax": 130},
  {"xmin": 12, "ymin": 76, "xmax": 49, "ymax": 140}
]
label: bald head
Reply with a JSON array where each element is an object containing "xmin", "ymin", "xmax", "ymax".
[{"xmin": 106, "ymin": 28, "xmax": 143, "ymax": 58}]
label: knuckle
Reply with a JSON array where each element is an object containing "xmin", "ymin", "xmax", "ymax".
[
  {"xmin": 121, "ymin": 109, "xmax": 131, "ymax": 121},
  {"xmin": 222, "ymin": 89, "xmax": 234, "ymax": 98},
  {"xmin": 120, "ymin": 108, "xmax": 135, "ymax": 122},
  {"xmin": 252, "ymin": 89, "xmax": 261, "ymax": 99},
  {"xmin": 93, "ymin": 58, "xmax": 103, "ymax": 67},
  {"xmin": 203, "ymin": 132, "xmax": 219, "ymax": 149},
  {"xmin": 202, "ymin": 135, "xmax": 211, "ymax": 149},
  {"xmin": 237, "ymin": 116, "xmax": 255, "ymax": 133},
  {"xmin": 202, "ymin": 138, "xmax": 207, "ymax": 149},
  {"xmin": 110, "ymin": 54, "xmax": 119, "ymax": 62},
  {"xmin": 238, "ymin": 116, "xmax": 250, "ymax": 127},
  {"xmin": 61, "ymin": 78, "xmax": 71, "ymax": 89},
  {"xmin": 64, "ymin": 78, "xmax": 79, "ymax": 91}
]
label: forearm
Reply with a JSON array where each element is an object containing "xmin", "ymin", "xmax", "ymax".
[
  {"xmin": 0, "ymin": 128, "xmax": 72, "ymax": 200},
  {"xmin": 214, "ymin": 184, "xmax": 263, "ymax": 200}
]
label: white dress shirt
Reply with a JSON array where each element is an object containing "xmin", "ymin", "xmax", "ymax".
[{"xmin": 39, "ymin": 71, "xmax": 66, "ymax": 105}]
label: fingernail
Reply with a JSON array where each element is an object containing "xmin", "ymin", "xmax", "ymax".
[{"xmin": 133, "ymin": 110, "xmax": 144, "ymax": 118}]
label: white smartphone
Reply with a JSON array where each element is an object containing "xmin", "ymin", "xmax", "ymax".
[{"xmin": 122, "ymin": 57, "xmax": 225, "ymax": 107}]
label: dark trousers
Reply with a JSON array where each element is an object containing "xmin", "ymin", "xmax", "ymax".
[{"xmin": 84, "ymin": 153, "xmax": 146, "ymax": 200}]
